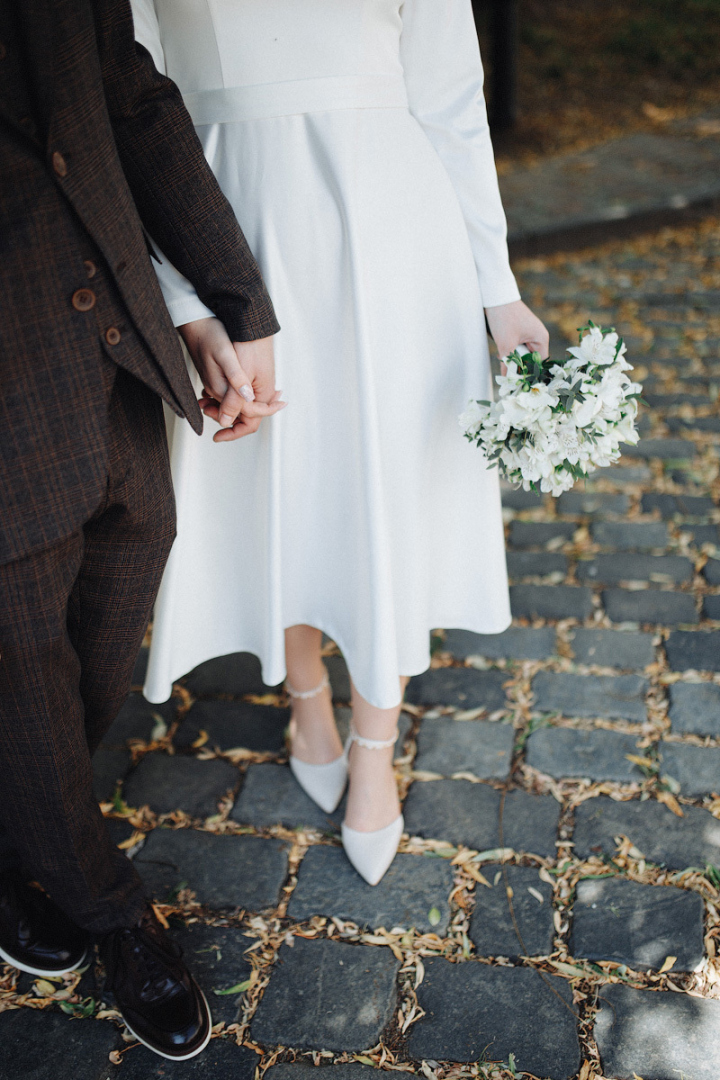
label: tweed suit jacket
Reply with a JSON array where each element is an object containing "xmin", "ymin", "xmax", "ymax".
[{"xmin": 0, "ymin": 0, "xmax": 280, "ymax": 565}]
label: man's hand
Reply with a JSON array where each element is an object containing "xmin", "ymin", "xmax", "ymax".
[
  {"xmin": 485, "ymin": 300, "xmax": 550, "ymax": 371},
  {"xmin": 179, "ymin": 317, "xmax": 285, "ymax": 442}
]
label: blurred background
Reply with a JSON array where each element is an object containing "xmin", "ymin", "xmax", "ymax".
[{"xmin": 473, "ymin": 0, "xmax": 720, "ymax": 160}]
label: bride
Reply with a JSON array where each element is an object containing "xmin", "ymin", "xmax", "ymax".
[{"xmin": 131, "ymin": 0, "xmax": 548, "ymax": 885}]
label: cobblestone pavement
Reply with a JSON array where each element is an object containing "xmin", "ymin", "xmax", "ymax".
[
  {"xmin": 499, "ymin": 109, "xmax": 720, "ymax": 251},
  {"xmin": 3, "ymin": 218, "xmax": 720, "ymax": 1080}
]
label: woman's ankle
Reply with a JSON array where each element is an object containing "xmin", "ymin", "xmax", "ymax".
[{"xmin": 290, "ymin": 692, "xmax": 343, "ymax": 764}]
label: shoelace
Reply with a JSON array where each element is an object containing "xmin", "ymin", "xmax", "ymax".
[{"xmin": 105, "ymin": 923, "xmax": 183, "ymax": 1003}]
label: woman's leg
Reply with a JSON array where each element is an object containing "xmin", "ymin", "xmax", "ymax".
[
  {"xmin": 344, "ymin": 677, "xmax": 408, "ymax": 832},
  {"xmin": 284, "ymin": 625, "xmax": 343, "ymax": 764}
]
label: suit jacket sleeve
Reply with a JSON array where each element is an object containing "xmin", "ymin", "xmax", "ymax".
[{"xmin": 92, "ymin": 0, "xmax": 280, "ymax": 341}]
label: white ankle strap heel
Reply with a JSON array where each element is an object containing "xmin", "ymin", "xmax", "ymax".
[
  {"xmin": 342, "ymin": 723, "xmax": 403, "ymax": 886},
  {"xmin": 285, "ymin": 672, "xmax": 330, "ymax": 700},
  {"xmin": 287, "ymin": 671, "xmax": 348, "ymax": 815},
  {"xmin": 347, "ymin": 725, "xmax": 398, "ymax": 751}
]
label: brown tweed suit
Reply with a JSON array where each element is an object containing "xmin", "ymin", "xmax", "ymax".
[{"xmin": 0, "ymin": 0, "xmax": 279, "ymax": 932}]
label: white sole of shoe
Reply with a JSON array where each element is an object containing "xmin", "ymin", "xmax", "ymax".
[
  {"xmin": 120, "ymin": 990, "xmax": 213, "ymax": 1062},
  {"xmin": 0, "ymin": 941, "xmax": 88, "ymax": 978}
]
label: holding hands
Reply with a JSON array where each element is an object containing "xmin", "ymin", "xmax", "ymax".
[{"xmin": 179, "ymin": 316, "xmax": 286, "ymax": 442}]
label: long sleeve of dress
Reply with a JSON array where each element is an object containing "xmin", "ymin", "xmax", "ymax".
[
  {"xmin": 124, "ymin": 0, "xmax": 235, "ymax": 329},
  {"xmin": 399, "ymin": 0, "xmax": 520, "ymax": 309}
]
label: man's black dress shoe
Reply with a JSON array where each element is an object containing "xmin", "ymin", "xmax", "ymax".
[
  {"xmin": 0, "ymin": 871, "xmax": 88, "ymax": 977},
  {"xmin": 100, "ymin": 906, "xmax": 211, "ymax": 1061}
]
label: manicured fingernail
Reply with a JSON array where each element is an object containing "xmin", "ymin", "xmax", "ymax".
[{"xmin": 239, "ymin": 384, "xmax": 255, "ymax": 403}]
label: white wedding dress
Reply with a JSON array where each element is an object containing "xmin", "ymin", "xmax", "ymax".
[{"xmin": 132, "ymin": 0, "xmax": 518, "ymax": 709}]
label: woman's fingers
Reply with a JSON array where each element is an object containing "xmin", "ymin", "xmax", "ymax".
[{"xmin": 201, "ymin": 396, "xmax": 287, "ymax": 433}]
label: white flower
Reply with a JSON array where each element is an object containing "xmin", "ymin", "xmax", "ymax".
[
  {"xmin": 566, "ymin": 326, "xmax": 620, "ymax": 368},
  {"xmin": 458, "ymin": 324, "xmax": 641, "ymax": 498},
  {"xmin": 458, "ymin": 400, "xmax": 489, "ymax": 434}
]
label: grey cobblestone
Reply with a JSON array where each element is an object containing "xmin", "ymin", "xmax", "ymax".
[
  {"xmin": 590, "ymin": 521, "xmax": 668, "ymax": 550},
  {"xmin": 405, "ymin": 667, "xmax": 507, "ymax": 710},
  {"xmin": 251, "ymin": 938, "xmax": 399, "ymax": 1052},
  {"xmin": 135, "ymin": 829, "xmax": 289, "ymax": 909},
  {"xmin": 556, "ymin": 492, "xmax": 630, "ymax": 517},
  {"xmin": 101, "ymin": 693, "xmax": 176, "ymax": 748},
  {"xmin": 510, "ymin": 584, "xmax": 594, "ymax": 620},
  {"xmin": 642, "ymin": 492, "xmax": 716, "ymax": 518},
  {"xmin": 171, "ymin": 923, "xmax": 253, "ymax": 1024},
  {"xmin": 532, "ymin": 671, "xmax": 648, "ymax": 721},
  {"xmin": 588, "ymin": 465, "xmax": 652, "ymax": 484},
  {"xmin": 595, "ymin": 984, "xmax": 720, "ymax": 1080},
  {"xmin": 690, "ymin": 524, "xmax": 720, "ymax": 547},
  {"xmin": 469, "ymin": 864, "xmax": 554, "ymax": 958},
  {"xmin": 666, "ymin": 630, "xmax": 720, "ymax": 671},
  {"xmin": 131, "ymin": 645, "xmax": 148, "ymax": 687},
  {"xmin": 414, "ymin": 718, "xmax": 514, "ymax": 779},
  {"xmin": 184, "ymin": 651, "xmax": 279, "ymax": 696},
  {"xmin": 526, "ymin": 727, "xmax": 644, "ymax": 782},
  {"xmin": 570, "ymin": 877, "xmax": 705, "ymax": 971},
  {"xmin": 0, "ymin": 1010, "xmax": 119, "ymax": 1080},
  {"xmin": 603, "ymin": 588, "xmax": 699, "ymax": 625},
  {"xmin": 175, "ymin": 700, "xmax": 289, "ymax": 753},
  {"xmin": 442, "ymin": 627, "xmax": 556, "ymax": 661},
  {"xmin": 232, "ymin": 763, "xmax": 342, "ymax": 832},
  {"xmin": 506, "ymin": 552, "xmax": 568, "ymax": 578},
  {"xmin": 659, "ymin": 742, "xmax": 720, "ymax": 796},
  {"xmin": 704, "ymin": 557, "xmax": 720, "ymax": 584},
  {"xmin": 669, "ymin": 682, "xmax": 720, "ymax": 737},
  {"xmin": 288, "ymin": 847, "xmax": 454, "ymax": 933},
  {"xmin": 326, "ymin": 654, "xmax": 352, "ymax": 702},
  {"xmin": 508, "ymin": 520, "xmax": 576, "ymax": 548},
  {"xmin": 403, "ymin": 781, "xmax": 560, "ymax": 857},
  {"xmin": 407, "ymin": 960, "xmax": 580, "ymax": 1077},
  {"xmin": 123, "ymin": 753, "xmax": 239, "ymax": 818},
  {"xmin": 569, "ymin": 628, "xmax": 655, "ymax": 668},
  {"xmin": 667, "ymin": 415, "xmax": 720, "ymax": 433},
  {"xmin": 117, "ymin": 1039, "xmax": 258, "ymax": 1079},
  {"xmin": 266, "ymin": 1067, "xmax": 376, "ymax": 1080},
  {"xmin": 92, "ymin": 747, "xmax": 131, "ymax": 802},
  {"xmin": 704, "ymin": 595, "xmax": 720, "ymax": 619},
  {"xmin": 576, "ymin": 554, "xmax": 693, "ymax": 584},
  {"xmin": 624, "ymin": 438, "xmax": 696, "ymax": 460},
  {"xmin": 500, "ymin": 486, "xmax": 543, "ymax": 510},
  {"xmin": 574, "ymin": 796, "xmax": 720, "ymax": 870}
]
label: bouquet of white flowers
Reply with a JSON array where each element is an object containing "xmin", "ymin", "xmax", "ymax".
[{"xmin": 459, "ymin": 323, "xmax": 643, "ymax": 497}]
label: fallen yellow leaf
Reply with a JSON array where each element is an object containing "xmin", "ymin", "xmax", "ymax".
[
  {"xmin": 658, "ymin": 955, "xmax": 677, "ymax": 974},
  {"xmin": 192, "ymin": 729, "xmax": 209, "ymax": 749},
  {"xmin": 152, "ymin": 903, "xmax": 169, "ymax": 929},
  {"xmin": 625, "ymin": 754, "xmax": 655, "ymax": 769},
  {"xmin": 117, "ymin": 829, "xmax": 145, "ymax": 850},
  {"xmin": 656, "ymin": 790, "xmax": 684, "ymax": 818}
]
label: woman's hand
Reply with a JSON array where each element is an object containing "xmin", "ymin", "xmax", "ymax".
[
  {"xmin": 485, "ymin": 300, "xmax": 549, "ymax": 368},
  {"xmin": 179, "ymin": 317, "xmax": 286, "ymax": 442}
]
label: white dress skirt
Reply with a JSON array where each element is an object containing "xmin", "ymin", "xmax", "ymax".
[{"xmin": 131, "ymin": 0, "xmax": 519, "ymax": 709}]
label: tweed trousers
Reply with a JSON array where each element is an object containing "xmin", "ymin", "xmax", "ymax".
[{"xmin": 0, "ymin": 361, "xmax": 176, "ymax": 935}]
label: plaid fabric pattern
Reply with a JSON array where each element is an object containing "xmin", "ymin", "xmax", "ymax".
[
  {"xmin": 0, "ymin": 366, "xmax": 175, "ymax": 935},
  {"xmin": 0, "ymin": 0, "xmax": 279, "ymax": 565}
]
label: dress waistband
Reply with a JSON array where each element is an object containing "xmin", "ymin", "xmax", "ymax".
[{"xmin": 182, "ymin": 73, "xmax": 409, "ymax": 126}]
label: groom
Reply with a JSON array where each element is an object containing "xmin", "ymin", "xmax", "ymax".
[{"xmin": 0, "ymin": 0, "xmax": 280, "ymax": 1061}]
